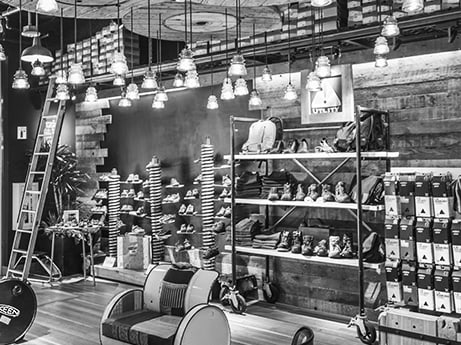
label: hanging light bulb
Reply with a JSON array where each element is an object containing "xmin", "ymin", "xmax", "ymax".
[
  {"xmin": 184, "ymin": 69, "xmax": 200, "ymax": 88},
  {"xmin": 126, "ymin": 82, "xmax": 139, "ymax": 100},
  {"xmin": 375, "ymin": 55, "xmax": 388, "ymax": 68},
  {"xmin": 306, "ymin": 72, "xmax": 322, "ymax": 92},
  {"xmin": 261, "ymin": 66, "xmax": 272, "ymax": 82},
  {"xmin": 402, "ymin": 0, "xmax": 424, "ymax": 12},
  {"xmin": 31, "ymin": 59, "xmax": 46, "ymax": 76},
  {"xmin": 228, "ymin": 54, "xmax": 247, "ymax": 77},
  {"xmin": 56, "ymin": 83, "xmax": 70, "ymax": 100},
  {"xmin": 141, "ymin": 69, "xmax": 157, "ymax": 89},
  {"xmin": 207, "ymin": 95, "xmax": 219, "ymax": 110},
  {"xmin": 68, "ymin": 62, "xmax": 85, "ymax": 85},
  {"xmin": 173, "ymin": 72, "xmax": 185, "ymax": 87},
  {"xmin": 152, "ymin": 99, "xmax": 165, "ymax": 109},
  {"xmin": 12, "ymin": 69, "xmax": 30, "ymax": 89},
  {"xmin": 85, "ymin": 86, "xmax": 98, "ymax": 102},
  {"xmin": 113, "ymin": 74, "xmax": 125, "ymax": 86},
  {"xmin": 21, "ymin": 36, "xmax": 54, "ymax": 63},
  {"xmin": 118, "ymin": 91, "xmax": 132, "ymax": 107},
  {"xmin": 0, "ymin": 44, "xmax": 7, "ymax": 61},
  {"xmin": 311, "ymin": 0, "xmax": 333, "ymax": 7},
  {"xmin": 177, "ymin": 46, "xmax": 196, "ymax": 72},
  {"xmin": 155, "ymin": 86, "xmax": 168, "ymax": 102},
  {"xmin": 381, "ymin": 16, "xmax": 400, "ymax": 38},
  {"xmin": 234, "ymin": 77, "xmax": 249, "ymax": 96},
  {"xmin": 315, "ymin": 55, "xmax": 331, "ymax": 78},
  {"xmin": 284, "ymin": 83, "xmax": 298, "ymax": 101},
  {"xmin": 36, "ymin": 0, "xmax": 58, "ymax": 12},
  {"xmin": 249, "ymin": 90, "xmax": 262, "ymax": 107},
  {"xmin": 55, "ymin": 70, "xmax": 67, "ymax": 84},
  {"xmin": 110, "ymin": 51, "xmax": 129, "ymax": 76},
  {"xmin": 220, "ymin": 77, "xmax": 235, "ymax": 100},
  {"xmin": 374, "ymin": 36, "xmax": 390, "ymax": 55}
]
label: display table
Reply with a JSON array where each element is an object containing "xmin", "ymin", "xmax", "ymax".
[{"xmin": 46, "ymin": 225, "xmax": 100, "ymax": 285}]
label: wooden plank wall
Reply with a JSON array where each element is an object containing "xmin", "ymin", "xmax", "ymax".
[{"xmin": 217, "ymin": 50, "xmax": 461, "ymax": 319}]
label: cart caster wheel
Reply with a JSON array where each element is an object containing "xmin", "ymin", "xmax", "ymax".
[
  {"xmin": 357, "ymin": 320, "xmax": 377, "ymax": 345},
  {"xmin": 263, "ymin": 281, "xmax": 280, "ymax": 304},
  {"xmin": 291, "ymin": 326, "xmax": 314, "ymax": 345},
  {"xmin": 230, "ymin": 293, "xmax": 247, "ymax": 314},
  {"xmin": 219, "ymin": 286, "xmax": 230, "ymax": 306}
]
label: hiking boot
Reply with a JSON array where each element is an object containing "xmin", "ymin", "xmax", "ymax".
[
  {"xmin": 318, "ymin": 184, "xmax": 335, "ymax": 202},
  {"xmin": 283, "ymin": 139, "xmax": 299, "ymax": 154},
  {"xmin": 186, "ymin": 224, "xmax": 195, "ymax": 232},
  {"xmin": 340, "ymin": 233, "xmax": 354, "ymax": 258},
  {"xmin": 216, "ymin": 207, "xmax": 226, "ymax": 217},
  {"xmin": 213, "ymin": 221, "xmax": 226, "ymax": 234},
  {"xmin": 185, "ymin": 204, "xmax": 195, "ymax": 215},
  {"xmin": 304, "ymin": 184, "xmax": 319, "ymax": 202},
  {"xmin": 291, "ymin": 230, "xmax": 303, "ymax": 254},
  {"xmin": 219, "ymin": 189, "xmax": 228, "ymax": 199},
  {"xmin": 203, "ymin": 247, "xmax": 220, "ymax": 259},
  {"xmin": 328, "ymin": 235, "xmax": 343, "ymax": 258},
  {"xmin": 276, "ymin": 231, "xmax": 292, "ymax": 252},
  {"xmin": 295, "ymin": 184, "xmax": 306, "ymax": 201},
  {"xmin": 180, "ymin": 224, "xmax": 187, "ymax": 232},
  {"xmin": 268, "ymin": 187, "xmax": 279, "ymax": 201},
  {"xmin": 335, "ymin": 181, "xmax": 351, "ymax": 203},
  {"xmin": 280, "ymin": 183, "xmax": 292, "ymax": 201},
  {"xmin": 297, "ymin": 139, "xmax": 309, "ymax": 153},
  {"xmin": 313, "ymin": 239, "xmax": 328, "ymax": 257},
  {"xmin": 301, "ymin": 235, "xmax": 314, "ymax": 256}
]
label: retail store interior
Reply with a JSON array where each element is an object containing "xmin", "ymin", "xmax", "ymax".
[{"xmin": 0, "ymin": 0, "xmax": 461, "ymax": 344}]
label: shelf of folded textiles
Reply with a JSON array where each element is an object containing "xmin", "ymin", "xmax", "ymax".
[
  {"xmin": 224, "ymin": 198, "xmax": 385, "ymax": 211},
  {"xmin": 224, "ymin": 152, "xmax": 400, "ymax": 161},
  {"xmin": 224, "ymin": 245, "xmax": 383, "ymax": 270},
  {"xmin": 176, "ymin": 231, "xmax": 197, "ymax": 235}
]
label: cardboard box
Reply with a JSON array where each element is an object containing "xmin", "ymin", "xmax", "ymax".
[
  {"xmin": 384, "ymin": 173, "xmax": 398, "ymax": 196},
  {"xmin": 432, "ymin": 174, "xmax": 452, "ymax": 197},
  {"xmin": 403, "ymin": 285, "xmax": 418, "ymax": 306},
  {"xmin": 385, "ymin": 217, "xmax": 400, "ymax": 239},
  {"xmin": 433, "ymin": 219, "xmax": 451, "ymax": 244},
  {"xmin": 387, "ymin": 281, "xmax": 403, "ymax": 303},
  {"xmin": 117, "ymin": 234, "xmax": 151, "ymax": 270},
  {"xmin": 415, "ymin": 173, "xmax": 432, "ymax": 197},
  {"xmin": 433, "ymin": 197, "xmax": 454, "ymax": 218},
  {"xmin": 435, "ymin": 291, "xmax": 453, "ymax": 313},
  {"xmin": 416, "ymin": 242, "xmax": 434, "ymax": 264},
  {"xmin": 385, "ymin": 260, "xmax": 402, "ymax": 282},
  {"xmin": 399, "ymin": 174, "xmax": 415, "ymax": 196},
  {"xmin": 399, "ymin": 195, "xmax": 415, "ymax": 217},
  {"xmin": 418, "ymin": 288, "xmax": 435, "ymax": 311},
  {"xmin": 400, "ymin": 216, "xmax": 416, "ymax": 240},
  {"xmin": 385, "ymin": 195, "xmax": 400, "ymax": 217},
  {"xmin": 400, "ymin": 239, "xmax": 416, "ymax": 261},
  {"xmin": 385, "ymin": 238, "xmax": 400, "ymax": 261},
  {"xmin": 415, "ymin": 196, "xmax": 433, "ymax": 217},
  {"xmin": 415, "ymin": 217, "xmax": 433, "ymax": 243}
]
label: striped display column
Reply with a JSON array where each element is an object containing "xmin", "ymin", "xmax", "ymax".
[
  {"xmin": 201, "ymin": 138, "xmax": 216, "ymax": 270},
  {"xmin": 147, "ymin": 156, "xmax": 163, "ymax": 264},
  {"xmin": 107, "ymin": 169, "xmax": 120, "ymax": 257}
]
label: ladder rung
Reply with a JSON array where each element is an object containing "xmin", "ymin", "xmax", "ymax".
[
  {"xmin": 35, "ymin": 152, "xmax": 50, "ymax": 155},
  {"xmin": 16, "ymin": 228, "xmax": 32, "ymax": 234},
  {"xmin": 43, "ymin": 115, "xmax": 58, "ymax": 119},
  {"xmin": 21, "ymin": 209, "xmax": 36, "ymax": 214},
  {"xmin": 8, "ymin": 269, "xmax": 24, "ymax": 277},
  {"xmin": 25, "ymin": 190, "xmax": 41, "ymax": 195},
  {"xmin": 30, "ymin": 171, "xmax": 45, "ymax": 175},
  {"xmin": 12, "ymin": 249, "xmax": 28, "ymax": 256}
]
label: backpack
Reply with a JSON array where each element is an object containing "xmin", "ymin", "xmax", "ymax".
[
  {"xmin": 350, "ymin": 175, "xmax": 385, "ymax": 205},
  {"xmin": 362, "ymin": 232, "xmax": 385, "ymax": 263},
  {"xmin": 333, "ymin": 112, "xmax": 387, "ymax": 152},
  {"xmin": 241, "ymin": 117, "xmax": 283, "ymax": 154}
]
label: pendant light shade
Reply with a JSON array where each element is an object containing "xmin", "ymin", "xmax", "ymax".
[
  {"xmin": 55, "ymin": 70, "xmax": 67, "ymax": 84},
  {"xmin": 152, "ymin": 99, "xmax": 165, "ymax": 109},
  {"xmin": 36, "ymin": 0, "xmax": 58, "ymax": 12},
  {"xmin": 12, "ymin": 69, "xmax": 30, "ymax": 89},
  {"xmin": 234, "ymin": 77, "xmax": 249, "ymax": 96},
  {"xmin": 184, "ymin": 69, "xmax": 200, "ymax": 88},
  {"xmin": 155, "ymin": 86, "xmax": 168, "ymax": 102},
  {"xmin": 113, "ymin": 74, "xmax": 125, "ymax": 86},
  {"xmin": 31, "ymin": 59, "xmax": 46, "ymax": 76},
  {"xmin": 402, "ymin": 0, "xmax": 424, "ymax": 12},
  {"xmin": 110, "ymin": 51, "xmax": 129, "ymax": 76},
  {"xmin": 21, "ymin": 36, "xmax": 54, "ymax": 63},
  {"xmin": 22, "ymin": 25, "xmax": 39, "ymax": 38},
  {"xmin": 374, "ymin": 36, "xmax": 390, "ymax": 55},
  {"xmin": 315, "ymin": 55, "xmax": 331, "ymax": 78},
  {"xmin": 68, "ymin": 62, "xmax": 85, "ymax": 85},
  {"xmin": 262, "ymin": 66, "xmax": 272, "ymax": 82},
  {"xmin": 228, "ymin": 54, "xmax": 247, "ymax": 77},
  {"xmin": 311, "ymin": 0, "xmax": 333, "ymax": 7},
  {"xmin": 118, "ymin": 91, "xmax": 132, "ymax": 107},
  {"xmin": 220, "ymin": 77, "xmax": 234, "ymax": 100},
  {"xmin": 283, "ymin": 82, "xmax": 297, "ymax": 101},
  {"xmin": 249, "ymin": 90, "xmax": 262, "ymax": 107},
  {"xmin": 177, "ymin": 47, "xmax": 196, "ymax": 72},
  {"xmin": 0, "ymin": 44, "xmax": 7, "ymax": 61},
  {"xmin": 375, "ymin": 55, "xmax": 388, "ymax": 68},
  {"xmin": 126, "ymin": 83, "xmax": 140, "ymax": 100},
  {"xmin": 381, "ymin": 15, "xmax": 400, "ymax": 38},
  {"xmin": 141, "ymin": 69, "xmax": 157, "ymax": 89},
  {"xmin": 85, "ymin": 86, "xmax": 98, "ymax": 102},
  {"xmin": 207, "ymin": 95, "xmax": 219, "ymax": 110},
  {"xmin": 306, "ymin": 71, "xmax": 322, "ymax": 92},
  {"xmin": 173, "ymin": 72, "xmax": 185, "ymax": 87},
  {"xmin": 56, "ymin": 83, "xmax": 70, "ymax": 100}
]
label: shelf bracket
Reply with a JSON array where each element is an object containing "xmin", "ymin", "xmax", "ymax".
[
  {"xmin": 320, "ymin": 158, "xmax": 351, "ymax": 185},
  {"xmin": 292, "ymin": 159, "xmax": 321, "ymax": 184},
  {"xmin": 268, "ymin": 206, "xmax": 297, "ymax": 230},
  {"xmin": 346, "ymin": 209, "xmax": 374, "ymax": 233}
]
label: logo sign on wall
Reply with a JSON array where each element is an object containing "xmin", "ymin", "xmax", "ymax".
[{"xmin": 300, "ymin": 64, "xmax": 354, "ymax": 125}]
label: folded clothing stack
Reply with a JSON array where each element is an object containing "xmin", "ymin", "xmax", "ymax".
[
  {"xmin": 252, "ymin": 231, "xmax": 281, "ymax": 249},
  {"xmin": 235, "ymin": 171, "xmax": 262, "ymax": 198},
  {"xmin": 261, "ymin": 171, "xmax": 294, "ymax": 199},
  {"xmin": 229, "ymin": 217, "xmax": 262, "ymax": 246}
]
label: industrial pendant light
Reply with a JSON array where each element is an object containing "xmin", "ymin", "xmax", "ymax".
[
  {"xmin": 0, "ymin": 44, "xmax": 6, "ymax": 61},
  {"xmin": 381, "ymin": 15, "xmax": 399, "ymax": 38},
  {"xmin": 374, "ymin": 36, "xmax": 390, "ymax": 55},
  {"xmin": 221, "ymin": 9, "xmax": 234, "ymax": 100},
  {"xmin": 118, "ymin": 89, "xmax": 132, "ymax": 107},
  {"xmin": 173, "ymin": 43, "xmax": 185, "ymax": 87},
  {"xmin": 68, "ymin": 0, "xmax": 85, "ymax": 85},
  {"xmin": 126, "ymin": 8, "xmax": 139, "ymax": 100},
  {"xmin": 306, "ymin": 7, "xmax": 321, "ymax": 92},
  {"xmin": 55, "ymin": 9, "xmax": 67, "ymax": 84},
  {"xmin": 284, "ymin": 3, "xmax": 297, "ymax": 101},
  {"xmin": 36, "ymin": 0, "xmax": 58, "ymax": 13},
  {"xmin": 13, "ymin": 0, "xmax": 30, "ymax": 89},
  {"xmin": 142, "ymin": 0, "xmax": 158, "ymax": 89},
  {"xmin": 311, "ymin": 0, "xmax": 332, "ymax": 7},
  {"xmin": 207, "ymin": 38, "xmax": 219, "ymax": 110},
  {"xmin": 249, "ymin": 23, "xmax": 262, "ymax": 107},
  {"xmin": 85, "ymin": 22, "xmax": 98, "ymax": 102},
  {"xmin": 375, "ymin": 55, "xmax": 388, "ymax": 68},
  {"xmin": 31, "ymin": 59, "xmax": 46, "ymax": 76},
  {"xmin": 229, "ymin": 0, "xmax": 247, "ymax": 77},
  {"xmin": 234, "ymin": 77, "xmax": 248, "ymax": 96},
  {"xmin": 177, "ymin": 0, "xmax": 195, "ymax": 72},
  {"xmin": 152, "ymin": 98, "xmax": 165, "ymax": 109},
  {"xmin": 110, "ymin": 0, "xmax": 128, "ymax": 79},
  {"xmin": 155, "ymin": 17, "xmax": 168, "ymax": 102},
  {"xmin": 402, "ymin": 0, "xmax": 424, "ymax": 12},
  {"xmin": 21, "ymin": 14, "xmax": 53, "ymax": 63},
  {"xmin": 56, "ymin": 83, "xmax": 70, "ymax": 100},
  {"xmin": 113, "ymin": 74, "xmax": 125, "ymax": 86},
  {"xmin": 22, "ymin": 13, "xmax": 39, "ymax": 38},
  {"xmin": 261, "ymin": 32, "xmax": 271, "ymax": 82},
  {"xmin": 314, "ymin": 8, "xmax": 331, "ymax": 78}
]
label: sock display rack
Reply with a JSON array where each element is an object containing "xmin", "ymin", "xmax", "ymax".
[{"xmin": 226, "ymin": 106, "xmax": 399, "ymax": 343}]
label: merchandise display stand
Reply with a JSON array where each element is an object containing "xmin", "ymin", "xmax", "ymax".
[
  {"xmin": 107, "ymin": 171, "xmax": 121, "ymax": 258},
  {"xmin": 148, "ymin": 156, "xmax": 164, "ymax": 264}
]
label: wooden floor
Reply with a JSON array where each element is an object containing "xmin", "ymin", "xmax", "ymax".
[{"xmin": 22, "ymin": 277, "xmax": 364, "ymax": 345}]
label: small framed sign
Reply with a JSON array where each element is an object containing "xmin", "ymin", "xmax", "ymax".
[
  {"xmin": 301, "ymin": 64, "xmax": 354, "ymax": 125},
  {"xmin": 63, "ymin": 210, "xmax": 79, "ymax": 224}
]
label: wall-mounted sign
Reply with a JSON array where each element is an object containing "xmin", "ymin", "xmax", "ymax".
[
  {"xmin": 301, "ymin": 64, "xmax": 354, "ymax": 125},
  {"xmin": 17, "ymin": 126, "xmax": 27, "ymax": 140}
]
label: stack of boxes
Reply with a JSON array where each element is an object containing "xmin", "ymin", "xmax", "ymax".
[{"xmin": 384, "ymin": 172, "xmax": 459, "ymax": 314}]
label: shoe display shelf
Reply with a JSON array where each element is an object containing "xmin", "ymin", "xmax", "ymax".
[
  {"xmin": 119, "ymin": 173, "xmax": 151, "ymax": 234},
  {"xmin": 226, "ymin": 108, "xmax": 399, "ymax": 330},
  {"xmin": 147, "ymin": 156, "xmax": 164, "ymax": 264}
]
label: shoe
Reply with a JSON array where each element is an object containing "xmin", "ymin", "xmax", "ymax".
[
  {"xmin": 121, "ymin": 189, "xmax": 129, "ymax": 198},
  {"xmin": 203, "ymin": 247, "xmax": 220, "ymax": 259},
  {"xmin": 133, "ymin": 174, "xmax": 140, "ymax": 182},
  {"xmin": 168, "ymin": 178, "xmax": 183, "ymax": 188},
  {"xmin": 335, "ymin": 181, "xmax": 351, "ymax": 203},
  {"xmin": 318, "ymin": 184, "xmax": 335, "ymax": 202},
  {"xmin": 162, "ymin": 195, "xmax": 171, "ymax": 203},
  {"xmin": 132, "ymin": 225, "xmax": 145, "ymax": 234},
  {"xmin": 94, "ymin": 190, "xmax": 108, "ymax": 199},
  {"xmin": 180, "ymin": 224, "xmax": 187, "ymax": 232},
  {"xmin": 126, "ymin": 173, "xmax": 135, "ymax": 182},
  {"xmin": 183, "ymin": 239, "xmax": 192, "ymax": 250},
  {"xmin": 268, "ymin": 187, "xmax": 279, "ymax": 201},
  {"xmin": 283, "ymin": 139, "xmax": 299, "ymax": 154},
  {"xmin": 277, "ymin": 231, "xmax": 292, "ymax": 252},
  {"xmin": 193, "ymin": 174, "xmax": 202, "ymax": 184},
  {"xmin": 185, "ymin": 190, "xmax": 193, "ymax": 199},
  {"xmin": 170, "ymin": 193, "xmax": 180, "ymax": 203},
  {"xmin": 186, "ymin": 224, "xmax": 195, "ymax": 232},
  {"xmin": 175, "ymin": 241, "xmax": 185, "ymax": 252},
  {"xmin": 223, "ymin": 207, "xmax": 232, "ymax": 218},
  {"xmin": 219, "ymin": 189, "xmax": 228, "ymax": 199},
  {"xmin": 301, "ymin": 235, "xmax": 314, "ymax": 256},
  {"xmin": 315, "ymin": 138, "xmax": 336, "ymax": 153},
  {"xmin": 313, "ymin": 239, "xmax": 328, "ymax": 257},
  {"xmin": 120, "ymin": 204, "xmax": 133, "ymax": 212},
  {"xmin": 280, "ymin": 183, "xmax": 292, "ymax": 201},
  {"xmin": 127, "ymin": 189, "xmax": 136, "ymax": 198},
  {"xmin": 185, "ymin": 204, "xmax": 195, "ymax": 215},
  {"xmin": 328, "ymin": 236, "xmax": 343, "ymax": 258},
  {"xmin": 192, "ymin": 189, "xmax": 200, "ymax": 198},
  {"xmin": 294, "ymin": 184, "xmax": 306, "ymax": 201},
  {"xmin": 304, "ymin": 184, "xmax": 319, "ymax": 202},
  {"xmin": 137, "ymin": 191, "xmax": 144, "ymax": 199},
  {"xmin": 213, "ymin": 221, "xmax": 226, "ymax": 234},
  {"xmin": 158, "ymin": 229, "xmax": 171, "ymax": 238},
  {"xmin": 340, "ymin": 233, "xmax": 354, "ymax": 258},
  {"xmin": 216, "ymin": 207, "xmax": 226, "ymax": 217},
  {"xmin": 269, "ymin": 140, "xmax": 284, "ymax": 154},
  {"xmin": 291, "ymin": 230, "xmax": 303, "ymax": 254},
  {"xmin": 297, "ymin": 139, "xmax": 309, "ymax": 153},
  {"xmin": 222, "ymin": 175, "xmax": 232, "ymax": 187},
  {"xmin": 136, "ymin": 206, "xmax": 146, "ymax": 216},
  {"xmin": 178, "ymin": 204, "xmax": 187, "ymax": 215}
]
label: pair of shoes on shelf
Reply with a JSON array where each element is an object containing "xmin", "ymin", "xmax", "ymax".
[
  {"xmin": 136, "ymin": 191, "xmax": 144, "ymax": 199},
  {"xmin": 175, "ymin": 239, "xmax": 193, "ymax": 252},
  {"xmin": 179, "ymin": 204, "xmax": 195, "ymax": 215},
  {"xmin": 179, "ymin": 224, "xmax": 195, "ymax": 233},
  {"xmin": 282, "ymin": 139, "xmax": 309, "ymax": 154},
  {"xmin": 222, "ymin": 175, "xmax": 232, "ymax": 187},
  {"xmin": 212, "ymin": 221, "xmax": 226, "ymax": 234},
  {"xmin": 314, "ymin": 138, "xmax": 336, "ymax": 153},
  {"xmin": 120, "ymin": 204, "xmax": 134, "ymax": 212},
  {"xmin": 216, "ymin": 206, "xmax": 231, "ymax": 218},
  {"xmin": 193, "ymin": 174, "xmax": 202, "ymax": 184},
  {"xmin": 280, "ymin": 183, "xmax": 293, "ymax": 201},
  {"xmin": 328, "ymin": 234, "xmax": 354, "ymax": 259},
  {"xmin": 167, "ymin": 178, "xmax": 184, "ymax": 188},
  {"xmin": 132, "ymin": 225, "xmax": 145, "ymax": 235},
  {"xmin": 184, "ymin": 189, "xmax": 200, "ymax": 199},
  {"xmin": 126, "ymin": 173, "xmax": 141, "ymax": 183},
  {"xmin": 202, "ymin": 247, "xmax": 220, "ymax": 259},
  {"xmin": 294, "ymin": 184, "xmax": 306, "ymax": 201},
  {"xmin": 94, "ymin": 189, "xmax": 108, "ymax": 199},
  {"xmin": 136, "ymin": 206, "xmax": 147, "ymax": 217},
  {"xmin": 163, "ymin": 193, "xmax": 180, "ymax": 204},
  {"xmin": 277, "ymin": 230, "xmax": 311, "ymax": 254},
  {"xmin": 219, "ymin": 188, "xmax": 231, "ymax": 199},
  {"xmin": 268, "ymin": 187, "xmax": 280, "ymax": 201},
  {"xmin": 159, "ymin": 214, "xmax": 175, "ymax": 224}
]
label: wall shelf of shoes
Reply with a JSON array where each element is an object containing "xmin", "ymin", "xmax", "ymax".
[
  {"xmin": 224, "ymin": 110, "xmax": 399, "ymax": 272},
  {"xmin": 383, "ymin": 170, "xmax": 461, "ymax": 315}
]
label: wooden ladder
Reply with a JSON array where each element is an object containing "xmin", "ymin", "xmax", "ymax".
[{"xmin": 6, "ymin": 77, "xmax": 67, "ymax": 281}]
